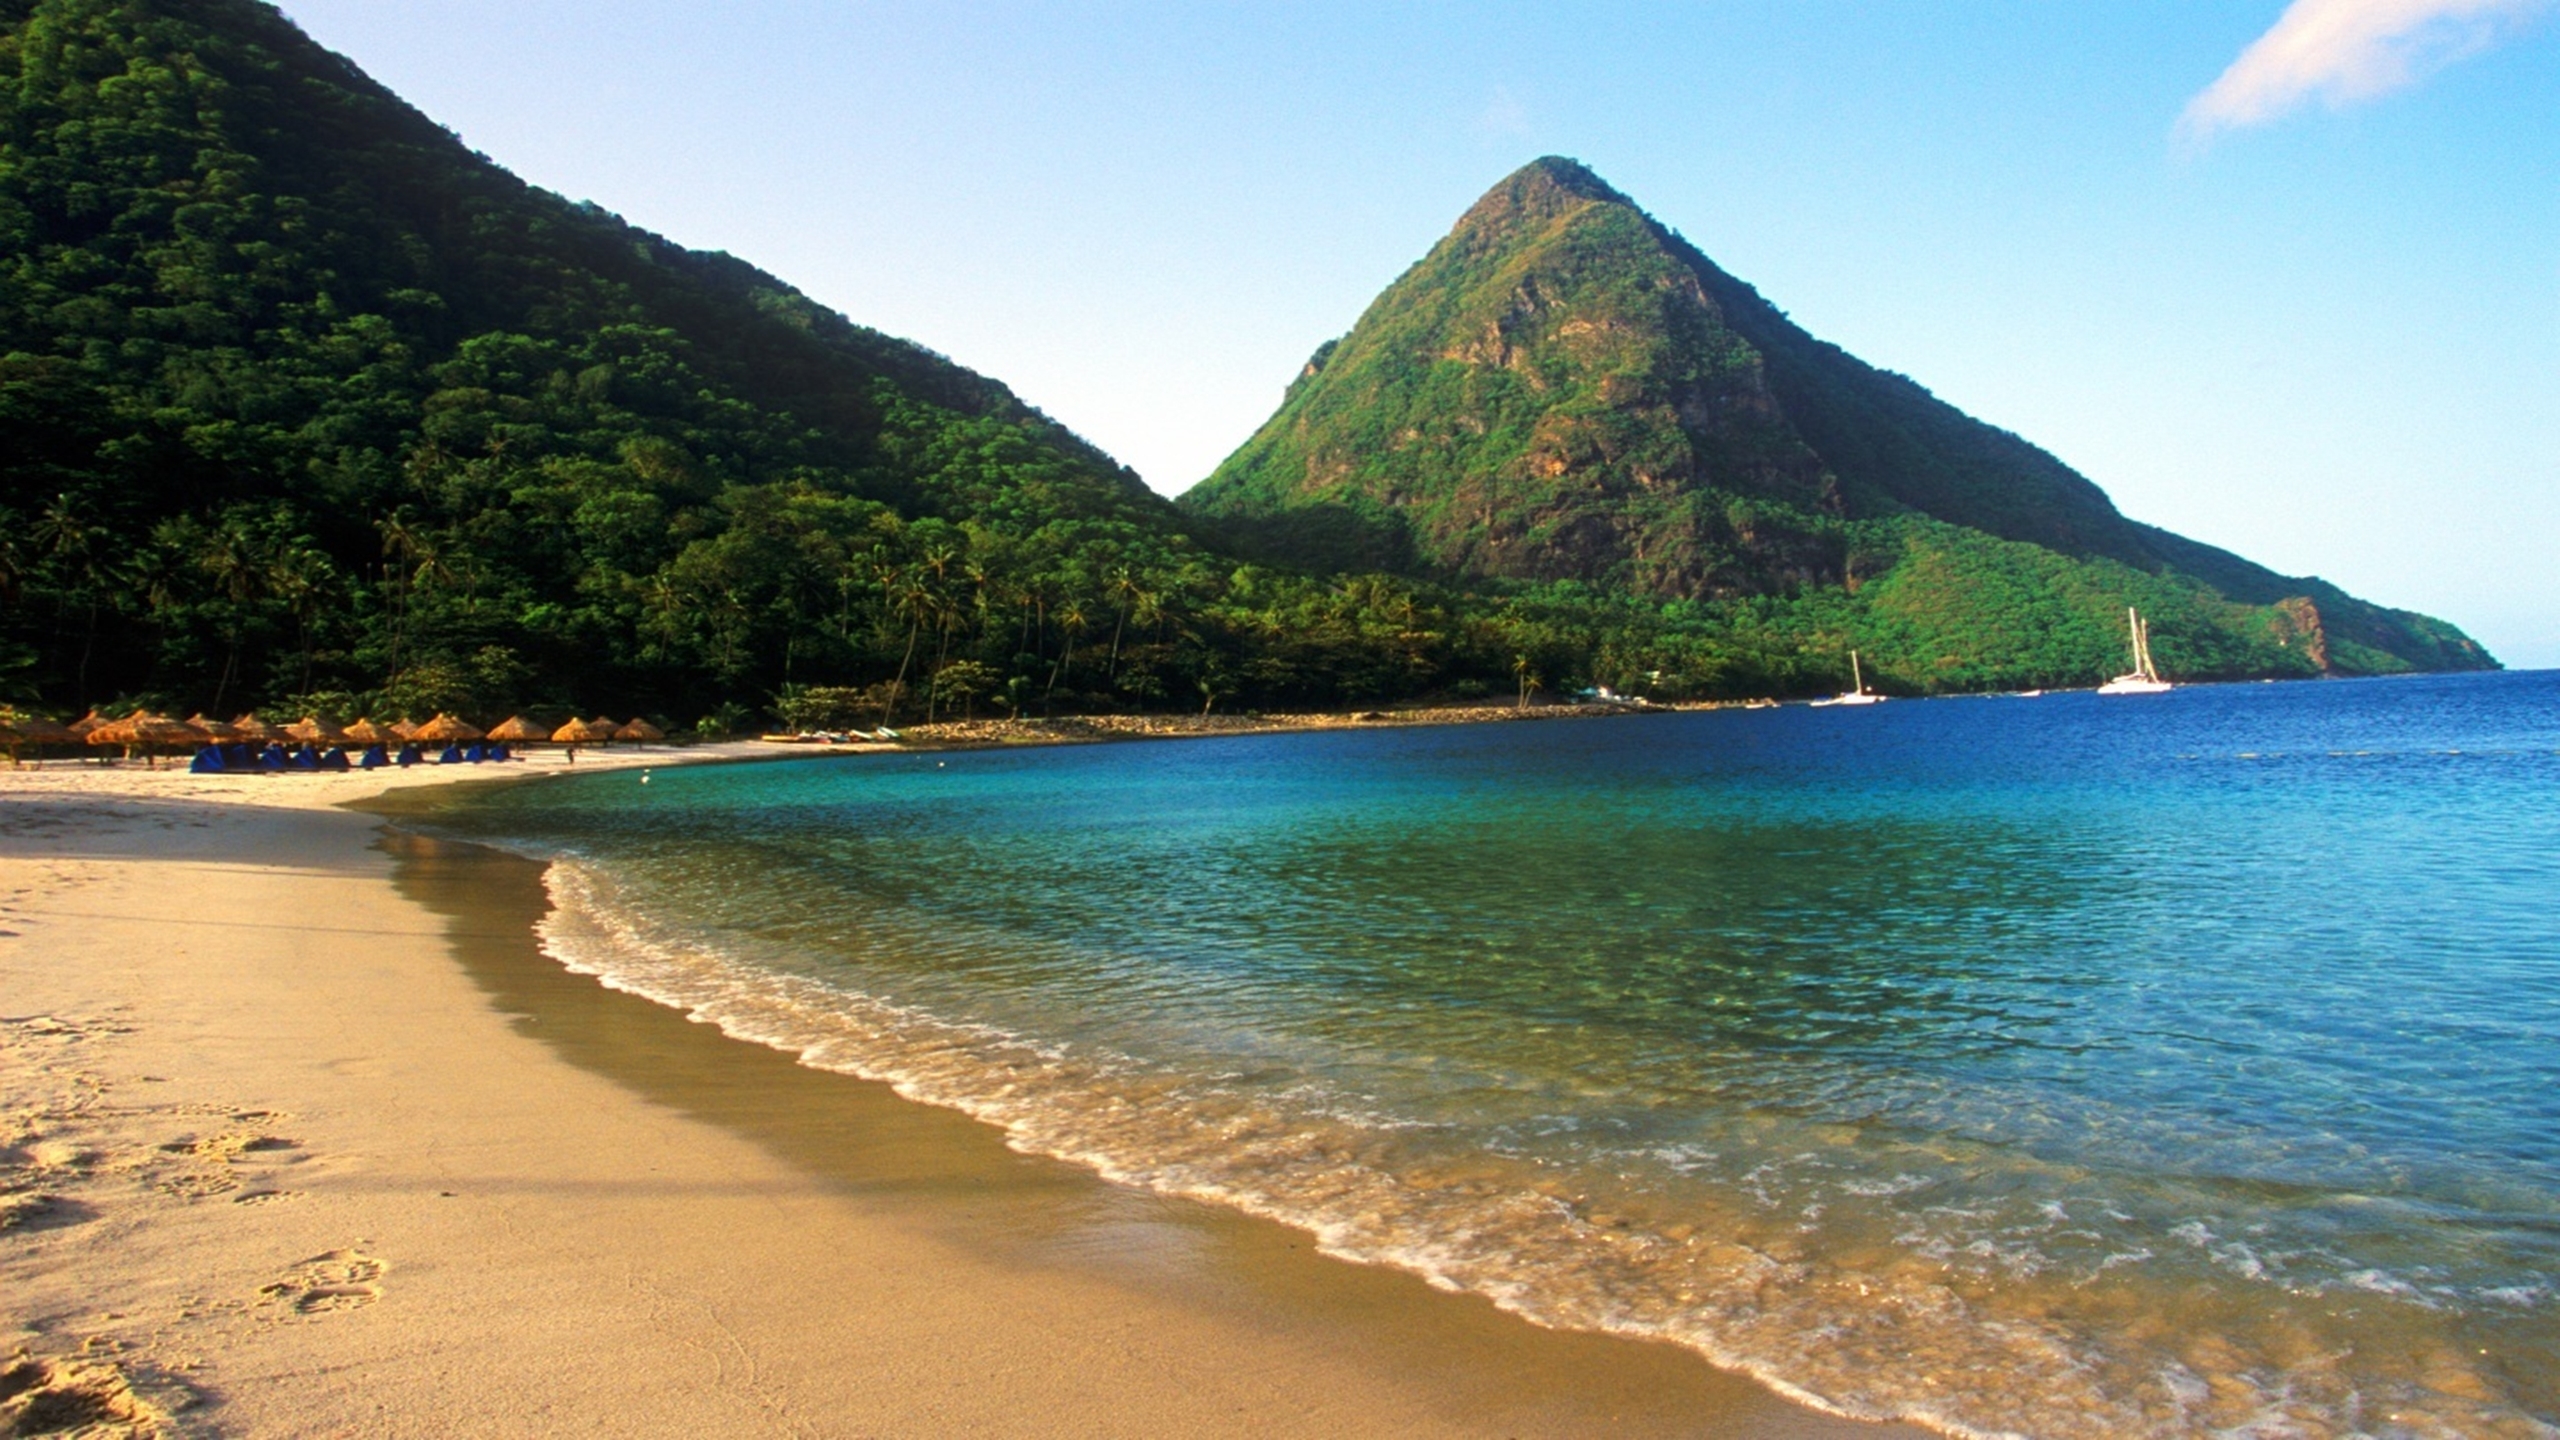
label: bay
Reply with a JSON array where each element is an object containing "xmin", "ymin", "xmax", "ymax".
[{"xmin": 418, "ymin": 670, "xmax": 2560, "ymax": 1438}]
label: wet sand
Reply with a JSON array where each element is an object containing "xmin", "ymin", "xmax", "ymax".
[{"xmin": 1, "ymin": 755, "xmax": 1926, "ymax": 1437}]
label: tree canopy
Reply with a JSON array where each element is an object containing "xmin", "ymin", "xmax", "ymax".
[{"xmin": 0, "ymin": 12, "xmax": 2492, "ymax": 730}]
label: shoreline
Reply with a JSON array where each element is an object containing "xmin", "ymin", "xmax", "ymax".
[
  {"xmin": 874, "ymin": 697, "xmax": 1696, "ymax": 749},
  {"xmin": 0, "ymin": 697, "xmax": 1695, "ymax": 783},
  {"xmin": 2, "ymin": 753, "xmax": 1925, "ymax": 1435}
]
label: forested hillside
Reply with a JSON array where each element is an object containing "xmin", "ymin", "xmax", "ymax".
[
  {"xmin": 1183, "ymin": 158, "xmax": 2492, "ymax": 685},
  {"xmin": 0, "ymin": 0, "xmax": 1205, "ymax": 724},
  {"xmin": 0, "ymin": 8, "xmax": 2490, "ymax": 727}
]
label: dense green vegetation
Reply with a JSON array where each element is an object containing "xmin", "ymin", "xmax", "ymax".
[
  {"xmin": 0, "ymin": 0, "xmax": 1497, "ymax": 724},
  {"xmin": 1184, "ymin": 157, "xmax": 2493, "ymax": 683},
  {"xmin": 0, "ymin": 8, "xmax": 2490, "ymax": 730}
]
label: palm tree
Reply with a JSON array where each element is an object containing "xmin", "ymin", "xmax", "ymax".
[
  {"xmin": 0, "ymin": 517, "xmax": 22, "ymax": 607},
  {"xmin": 964, "ymin": 559, "xmax": 992, "ymax": 642},
  {"xmin": 31, "ymin": 493, "xmax": 113, "ymax": 703},
  {"xmin": 1196, "ymin": 661, "xmax": 1231, "ymax": 718},
  {"xmin": 1105, "ymin": 565, "xmax": 1140, "ymax": 681},
  {"xmin": 1014, "ymin": 578, "xmax": 1045, "ymax": 661},
  {"xmin": 1047, "ymin": 599, "xmax": 1089, "ymax": 702},
  {"xmin": 376, "ymin": 511, "xmax": 432, "ymax": 683},
  {"xmin": 884, "ymin": 573, "xmax": 935, "ymax": 722},
  {"xmin": 266, "ymin": 540, "xmax": 338, "ymax": 699},
  {"xmin": 196, "ymin": 512, "xmax": 271, "ymax": 715}
]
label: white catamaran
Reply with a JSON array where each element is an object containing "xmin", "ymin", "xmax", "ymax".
[
  {"xmin": 1812, "ymin": 649, "xmax": 1886, "ymax": 706},
  {"xmin": 2098, "ymin": 607, "xmax": 2172, "ymax": 695}
]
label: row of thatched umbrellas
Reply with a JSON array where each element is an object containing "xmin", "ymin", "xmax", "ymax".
[{"xmin": 0, "ymin": 709, "xmax": 666, "ymax": 756}]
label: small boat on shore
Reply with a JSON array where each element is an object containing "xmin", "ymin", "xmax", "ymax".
[
  {"xmin": 2098, "ymin": 608, "xmax": 2172, "ymax": 696},
  {"xmin": 1811, "ymin": 650, "xmax": 1885, "ymax": 707}
]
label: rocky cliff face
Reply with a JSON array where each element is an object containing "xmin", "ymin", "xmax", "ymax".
[{"xmin": 1180, "ymin": 158, "xmax": 2494, "ymax": 675}]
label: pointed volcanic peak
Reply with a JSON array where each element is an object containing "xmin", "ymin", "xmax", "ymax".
[
  {"xmin": 1185, "ymin": 155, "xmax": 2133, "ymax": 586},
  {"xmin": 1185, "ymin": 156, "xmax": 1848, "ymax": 595},
  {"xmin": 1180, "ymin": 158, "xmax": 2492, "ymax": 674}
]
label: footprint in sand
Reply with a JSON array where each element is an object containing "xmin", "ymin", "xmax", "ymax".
[
  {"xmin": 150, "ymin": 1132, "xmax": 301, "ymax": 1200},
  {"xmin": 0, "ymin": 1190, "xmax": 98, "ymax": 1231},
  {"xmin": 0, "ymin": 1350, "xmax": 170, "ymax": 1437},
  {"xmin": 259, "ymin": 1249, "xmax": 386, "ymax": 1315},
  {"xmin": 230, "ymin": 1189, "xmax": 302, "ymax": 1206},
  {"xmin": 154, "ymin": 1171, "xmax": 240, "ymax": 1200},
  {"xmin": 7, "ymin": 1013, "xmax": 137, "ymax": 1043},
  {"xmin": 19, "ymin": 1139, "xmax": 95, "ymax": 1170},
  {"xmin": 158, "ymin": 1131, "xmax": 299, "ymax": 1164}
]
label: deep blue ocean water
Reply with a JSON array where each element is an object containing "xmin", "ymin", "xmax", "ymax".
[{"xmin": 424, "ymin": 671, "xmax": 2560, "ymax": 1438}]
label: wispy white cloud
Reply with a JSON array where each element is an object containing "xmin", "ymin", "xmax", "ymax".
[
  {"xmin": 2180, "ymin": 0, "xmax": 2549, "ymax": 139},
  {"xmin": 1476, "ymin": 86, "xmax": 1532, "ymax": 141}
]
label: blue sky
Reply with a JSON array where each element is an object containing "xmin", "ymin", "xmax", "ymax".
[{"xmin": 273, "ymin": 1, "xmax": 2558, "ymax": 667}]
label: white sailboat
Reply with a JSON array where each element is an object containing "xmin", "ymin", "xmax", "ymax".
[
  {"xmin": 2097, "ymin": 607, "xmax": 2172, "ymax": 695},
  {"xmin": 1811, "ymin": 649, "xmax": 1886, "ymax": 706}
]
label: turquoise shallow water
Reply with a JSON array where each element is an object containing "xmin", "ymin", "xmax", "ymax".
[{"xmin": 424, "ymin": 671, "xmax": 2560, "ymax": 1438}]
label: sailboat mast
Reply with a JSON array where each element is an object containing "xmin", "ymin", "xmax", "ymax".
[
  {"xmin": 1851, "ymin": 649, "xmax": 1864, "ymax": 694},
  {"xmin": 2100, "ymin": 605, "xmax": 2174, "ymax": 694}
]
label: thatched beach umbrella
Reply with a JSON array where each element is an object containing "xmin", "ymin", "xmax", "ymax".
[
  {"xmin": 90, "ymin": 711, "xmax": 193, "ymax": 764},
  {"xmin": 487, "ymin": 715, "xmax": 548, "ymax": 744},
  {"xmin": 67, "ymin": 709, "xmax": 106, "ymax": 737},
  {"xmin": 0, "ymin": 717, "xmax": 45, "ymax": 768},
  {"xmin": 287, "ymin": 716, "xmax": 349, "ymax": 745},
  {"xmin": 3, "ymin": 714, "xmax": 72, "ymax": 766},
  {"xmin": 341, "ymin": 718, "xmax": 388, "ymax": 745},
  {"xmin": 186, "ymin": 714, "xmax": 242, "ymax": 743},
  {"xmin": 387, "ymin": 718, "xmax": 420, "ymax": 740},
  {"xmin": 138, "ymin": 714, "xmax": 200, "ymax": 750},
  {"xmin": 412, "ymin": 713, "xmax": 484, "ymax": 743},
  {"xmin": 549, "ymin": 717, "xmax": 609, "ymax": 745},
  {"xmin": 612, "ymin": 718, "xmax": 665, "ymax": 745},
  {"xmin": 12, "ymin": 715, "xmax": 76, "ymax": 748},
  {"xmin": 230, "ymin": 713, "xmax": 290, "ymax": 743}
]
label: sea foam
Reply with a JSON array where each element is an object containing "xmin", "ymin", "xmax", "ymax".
[{"xmin": 523, "ymin": 855, "xmax": 2543, "ymax": 1440}]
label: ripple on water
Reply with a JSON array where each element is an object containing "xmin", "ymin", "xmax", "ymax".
[{"xmin": 432, "ymin": 672, "xmax": 2560, "ymax": 1438}]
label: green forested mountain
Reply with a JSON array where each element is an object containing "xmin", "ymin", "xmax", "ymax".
[
  {"xmin": 0, "ymin": 7, "xmax": 2490, "ymax": 724},
  {"xmin": 1183, "ymin": 158, "xmax": 2492, "ymax": 684},
  {"xmin": 0, "ymin": 0, "xmax": 1239, "ymax": 724}
]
